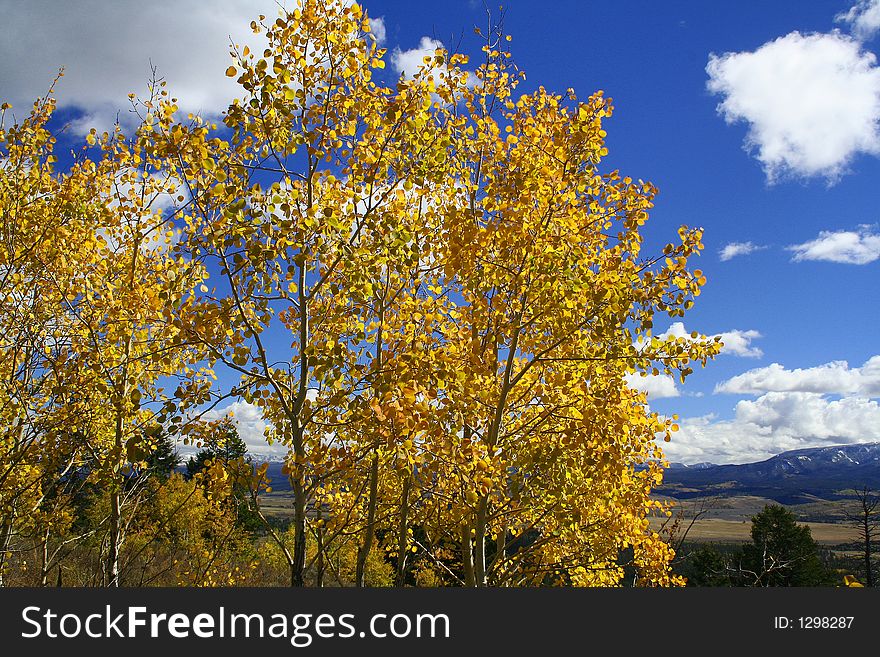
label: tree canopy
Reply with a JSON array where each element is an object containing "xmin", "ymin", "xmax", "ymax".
[
  {"xmin": 677, "ymin": 504, "xmax": 835, "ymax": 587},
  {"xmin": 0, "ymin": 0, "xmax": 721, "ymax": 587},
  {"xmin": 740, "ymin": 505, "xmax": 833, "ymax": 587}
]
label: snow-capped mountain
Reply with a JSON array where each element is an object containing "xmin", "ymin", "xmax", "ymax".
[{"xmin": 660, "ymin": 442, "xmax": 880, "ymax": 503}]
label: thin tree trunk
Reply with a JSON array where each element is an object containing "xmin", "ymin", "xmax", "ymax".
[
  {"xmin": 106, "ymin": 491, "xmax": 122, "ymax": 586},
  {"xmin": 462, "ymin": 524, "xmax": 475, "ymax": 587},
  {"xmin": 356, "ymin": 300, "xmax": 384, "ymax": 587},
  {"xmin": 291, "ymin": 426, "xmax": 307, "ymax": 588},
  {"xmin": 39, "ymin": 526, "xmax": 51, "ymax": 587},
  {"xmin": 356, "ymin": 450, "xmax": 380, "ymax": 587},
  {"xmin": 107, "ymin": 488, "xmax": 122, "ymax": 586},
  {"xmin": 290, "ymin": 256, "xmax": 310, "ymax": 588},
  {"xmin": 106, "ymin": 233, "xmax": 140, "ymax": 588},
  {"xmin": 474, "ymin": 496, "xmax": 488, "ymax": 586},
  {"xmin": 315, "ymin": 506, "xmax": 325, "ymax": 588},
  {"xmin": 394, "ymin": 474, "xmax": 411, "ymax": 586},
  {"xmin": 494, "ymin": 516, "xmax": 508, "ymax": 585},
  {"xmin": 0, "ymin": 509, "xmax": 14, "ymax": 587},
  {"xmin": 462, "ymin": 421, "xmax": 477, "ymax": 587},
  {"xmin": 107, "ymin": 410, "xmax": 125, "ymax": 587}
]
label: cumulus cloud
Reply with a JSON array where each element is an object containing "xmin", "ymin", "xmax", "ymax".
[
  {"xmin": 390, "ymin": 35, "xmax": 476, "ymax": 93},
  {"xmin": 663, "ymin": 392, "xmax": 880, "ymax": 464},
  {"xmin": 837, "ymin": 0, "xmax": 880, "ymax": 41},
  {"xmin": 367, "ymin": 17, "xmax": 387, "ymax": 45},
  {"xmin": 706, "ymin": 30, "xmax": 880, "ymax": 182},
  {"xmin": 659, "ymin": 322, "xmax": 763, "ymax": 358},
  {"xmin": 670, "ymin": 356, "xmax": 880, "ymax": 463},
  {"xmin": 787, "ymin": 225, "xmax": 880, "ymax": 264},
  {"xmin": 715, "ymin": 356, "xmax": 880, "ymax": 396},
  {"xmin": 624, "ymin": 373, "xmax": 680, "ymax": 399},
  {"xmin": 719, "ymin": 241, "xmax": 766, "ymax": 261},
  {"xmin": 715, "ymin": 330, "xmax": 764, "ymax": 358},
  {"xmin": 391, "ymin": 36, "xmax": 446, "ymax": 79},
  {"xmin": 0, "ymin": 1, "xmax": 384, "ymax": 136},
  {"xmin": 734, "ymin": 392, "xmax": 880, "ymax": 435},
  {"xmin": 0, "ymin": 0, "xmax": 276, "ymax": 134},
  {"xmin": 201, "ymin": 400, "xmax": 285, "ymax": 459}
]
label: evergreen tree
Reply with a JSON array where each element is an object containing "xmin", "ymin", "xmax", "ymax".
[
  {"xmin": 185, "ymin": 417, "xmax": 249, "ymax": 479},
  {"xmin": 143, "ymin": 431, "xmax": 182, "ymax": 481},
  {"xmin": 740, "ymin": 505, "xmax": 833, "ymax": 586},
  {"xmin": 681, "ymin": 545, "xmax": 733, "ymax": 587},
  {"xmin": 185, "ymin": 417, "xmax": 260, "ymax": 531}
]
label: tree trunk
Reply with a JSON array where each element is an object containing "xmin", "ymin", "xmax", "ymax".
[
  {"xmin": 494, "ymin": 516, "xmax": 508, "ymax": 585},
  {"xmin": 394, "ymin": 474, "xmax": 411, "ymax": 586},
  {"xmin": 107, "ymin": 411, "xmax": 125, "ymax": 587},
  {"xmin": 462, "ymin": 524, "xmax": 475, "ymax": 586},
  {"xmin": 107, "ymin": 488, "xmax": 122, "ymax": 587},
  {"xmin": 39, "ymin": 526, "xmax": 51, "ymax": 587},
  {"xmin": 0, "ymin": 509, "xmax": 14, "ymax": 587},
  {"xmin": 290, "ymin": 261, "xmax": 309, "ymax": 588},
  {"xmin": 291, "ymin": 443, "xmax": 307, "ymax": 587},
  {"xmin": 356, "ymin": 450, "xmax": 380, "ymax": 587},
  {"xmin": 356, "ymin": 299, "xmax": 384, "ymax": 588},
  {"xmin": 315, "ymin": 506, "xmax": 325, "ymax": 588},
  {"xmin": 474, "ymin": 496, "xmax": 488, "ymax": 586}
]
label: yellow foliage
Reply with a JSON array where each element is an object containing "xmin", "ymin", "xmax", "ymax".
[{"xmin": 0, "ymin": 0, "xmax": 719, "ymax": 588}]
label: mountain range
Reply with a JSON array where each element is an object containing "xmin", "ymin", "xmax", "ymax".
[
  {"xmin": 659, "ymin": 442, "xmax": 880, "ymax": 504},
  {"xmin": 248, "ymin": 443, "xmax": 880, "ymax": 504}
]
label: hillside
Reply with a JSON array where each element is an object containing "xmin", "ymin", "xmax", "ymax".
[{"xmin": 659, "ymin": 443, "xmax": 880, "ymax": 504}]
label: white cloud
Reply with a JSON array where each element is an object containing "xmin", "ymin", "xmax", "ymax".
[
  {"xmin": 624, "ymin": 372, "xmax": 679, "ymax": 399},
  {"xmin": 662, "ymin": 392, "xmax": 880, "ymax": 464},
  {"xmin": 687, "ymin": 355, "xmax": 880, "ymax": 462},
  {"xmin": 389, "ymin": 36, "xmax": 476, "ymax": 104},
  {"xmin": 113, "ymin": 170, "xmax": 187, "ymax": 213},
  {"xmin": 67, "ymin": 109, "xmax": 128, "ymax": 139},
  {"xmin": 706, "ymin": 30, "xmax": 880, "ymax": 182},
  {"xmin": 368, "ymin": 17, "xmax": 387, "ymax": 46},
  {"xmin": 837, "ymin": 0, "xmax": 880, "ymax": 41},
  {"xmin": 715, "ymin": 356, "xmax": 880, "ymax": 396},
  {"xmin": 719, "ymin": 241, "xmax": 766, "ymax": 261},
  {"xmin": 202, "ymin": 400, "xmax": 285, "ymax": 459},
  {"xmin": 0, "ymin": 0, "xmax": 275, "ymax": 134},
  {"xmin": 391, "ymin": 36, "xmax": 446, "ymax": 79},
  {"xmin": 734, "ymin": 392, "xmax": 880, "ymax": 437},
  {"xmin": 1, "ymin": 1, "xmax": 387, "ymax": 136},
  {"xmin": 787, "ymin": 225, "xmax": 880, "ymax": 264},
  {"xmin": 658, "ymin": 322, "xmax": 763, "ymax": 358},
  {"xmin": 715, "ymin": 330, "xmax": 764, "ymax": 358}
]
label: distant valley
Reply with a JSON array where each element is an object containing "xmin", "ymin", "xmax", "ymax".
[{"xmin": 252, "ymin": 443, "xmax": 880, "ymax": 542}]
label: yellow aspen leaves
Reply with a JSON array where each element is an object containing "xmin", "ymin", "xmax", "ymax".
[{"xmin": 0, "ymin": 0, "xmax": 719, "ymax": 589}]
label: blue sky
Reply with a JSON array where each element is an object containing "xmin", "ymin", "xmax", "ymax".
[{"xmin": 2, "ymin": 0, "xmax": 879, "ymax": 464}]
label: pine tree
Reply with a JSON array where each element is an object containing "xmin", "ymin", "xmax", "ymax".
[{"xmin": 739, "ymin": 505, "xmax": 833, "ymax": 586}]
